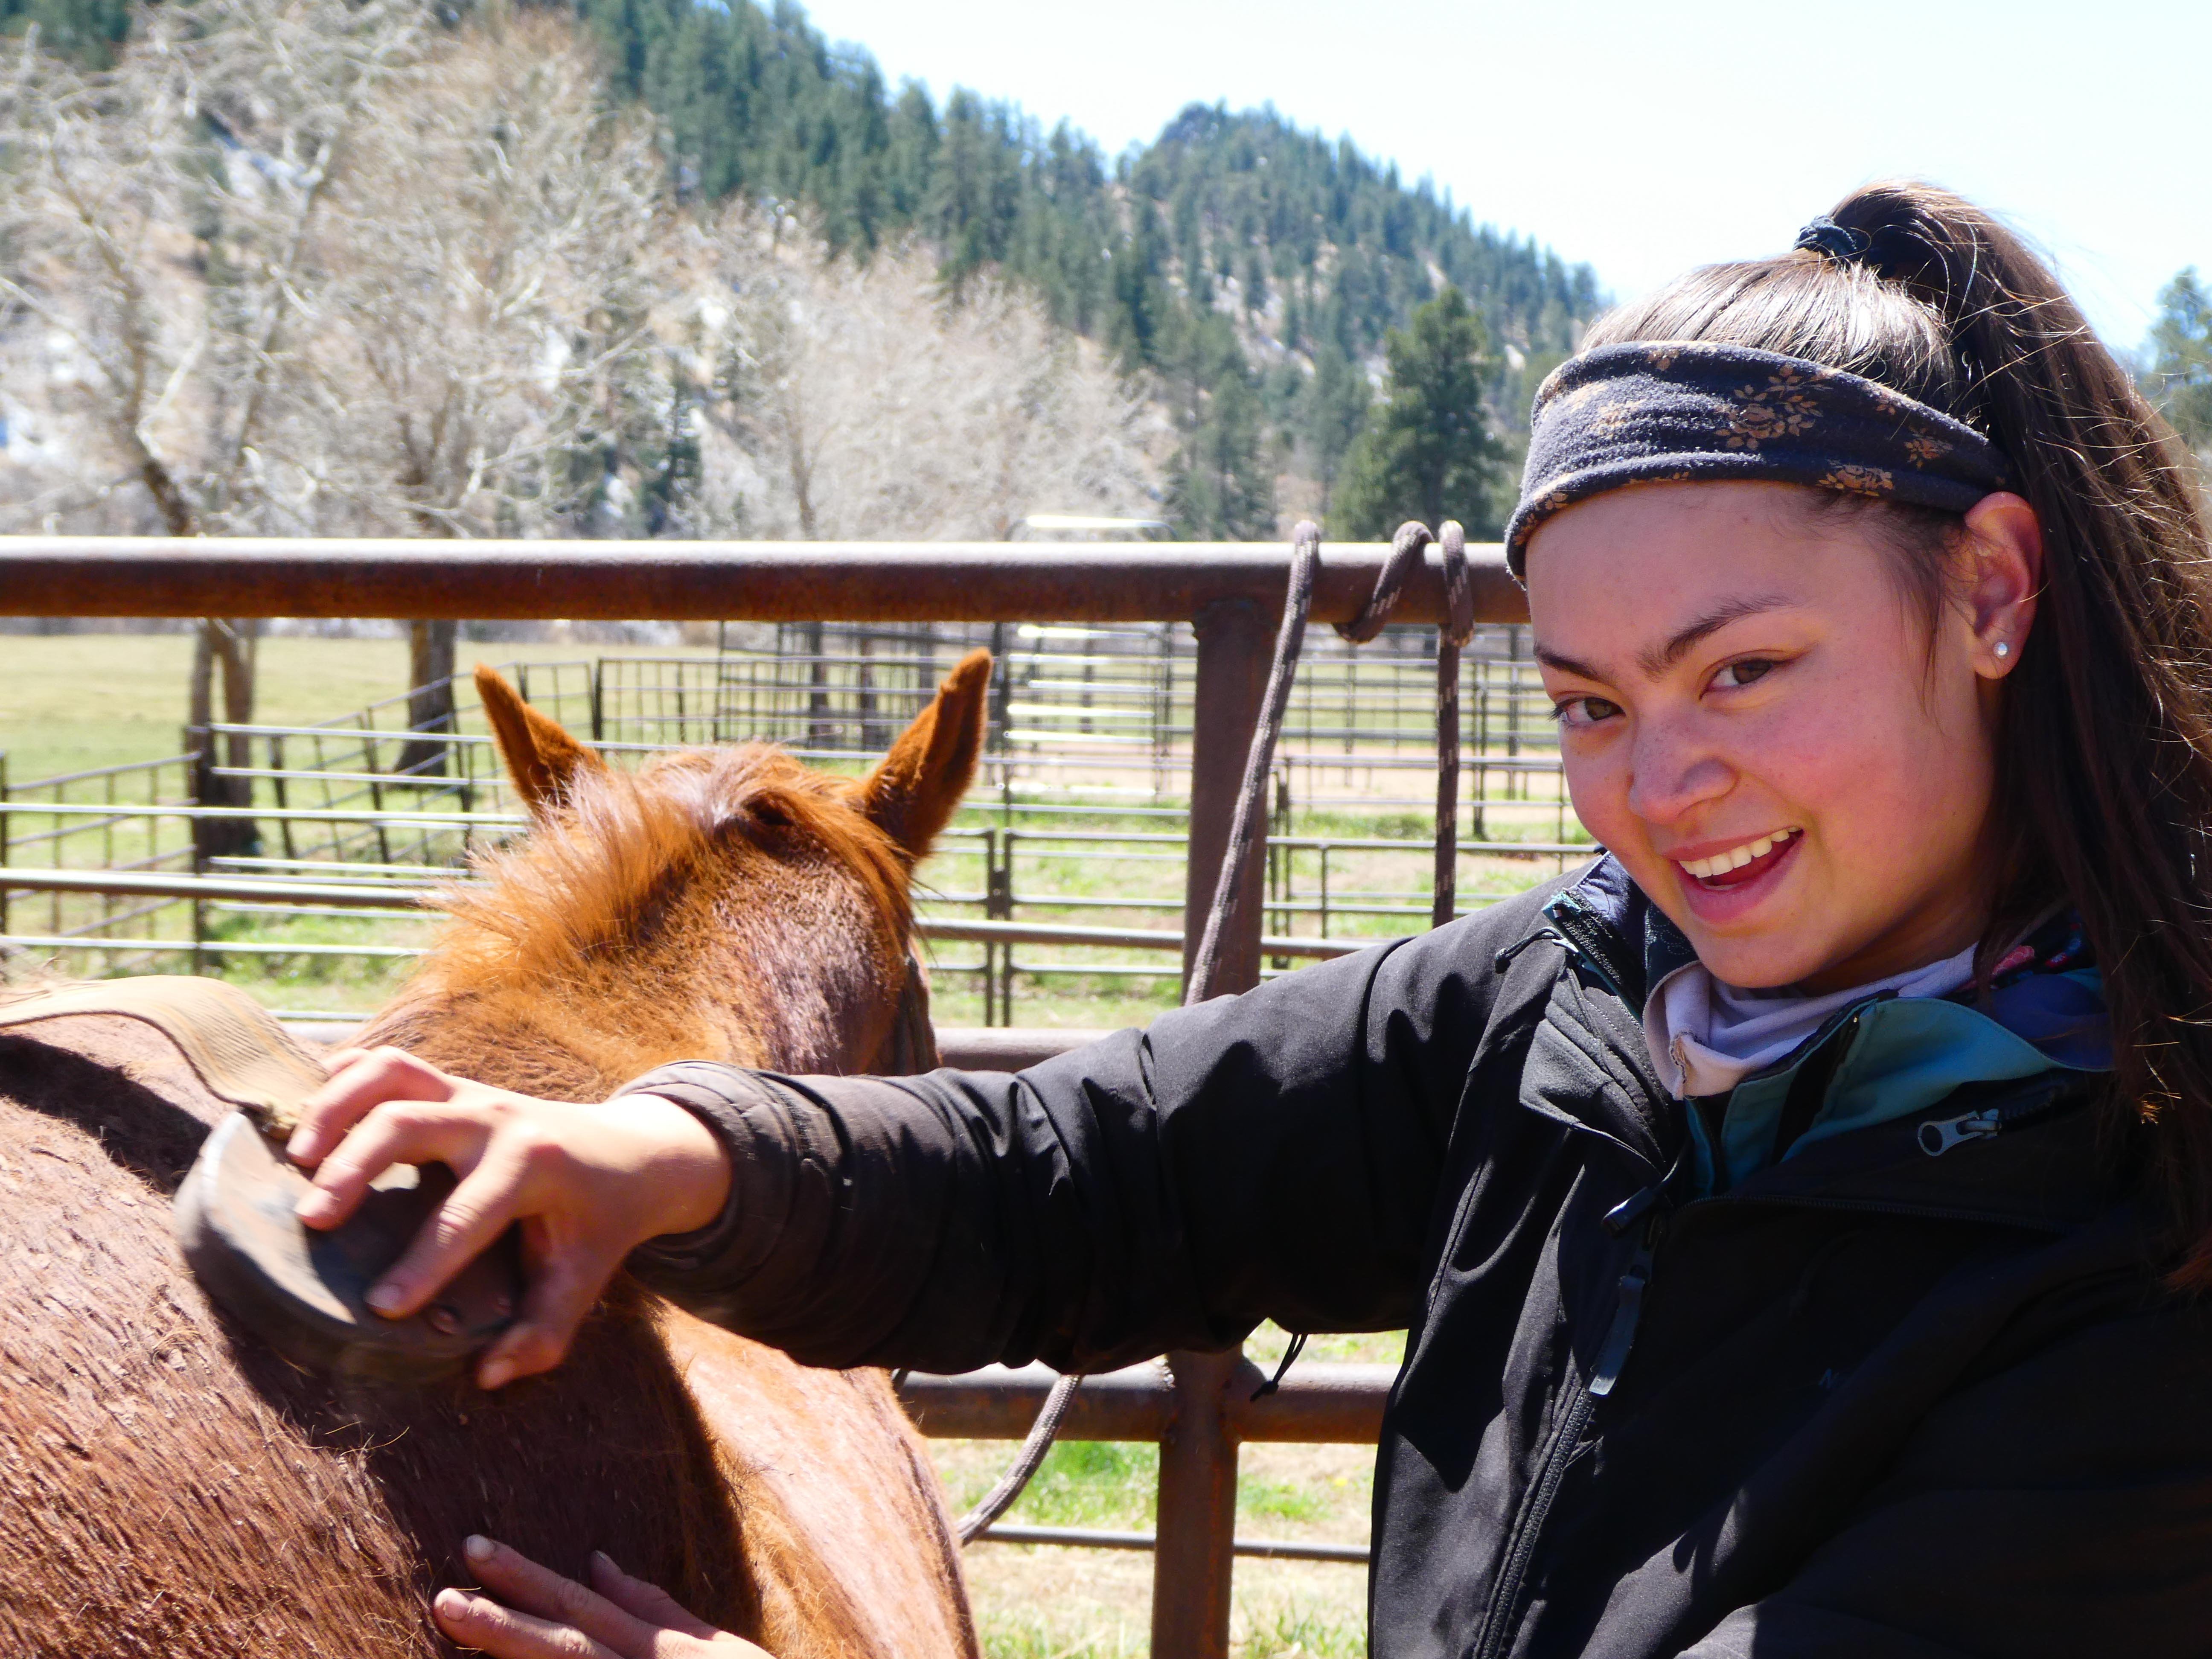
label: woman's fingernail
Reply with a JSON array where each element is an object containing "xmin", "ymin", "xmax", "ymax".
[
  {"xmin": 592, "ymin": 1548, "xmax": 618, "ymax": 1574},
  {"xmin": 464, "ymin": 1534, "xmax": 495, "ymax": 1563},
  {"xmin": 284, "ymin": 1131, "xmax": 311, "ymax": 1161},
  {"xmin": 294, "ymin": 1189, "xmax": 333, "ymax": 1223},
  {"xmin": 366, "ymin": 1282, "xmax": 405, "ymax": 1315},
  {"xmin": 434, "ymin": 1587, "xmax": 472, "ymax": 1618},
  {"xmin": 479, "ymin": 1357, "xmax": 514, "ymax": 1390}
]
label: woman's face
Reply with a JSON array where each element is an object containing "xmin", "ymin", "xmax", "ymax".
[{"xmin": 1525, "ymin": 480, "xmax": 2036, "ymax": 993}]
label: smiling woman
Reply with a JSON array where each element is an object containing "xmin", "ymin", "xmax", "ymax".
[
  {"xmin": 288, "ymin": 179, "xmax": 2212, "ymax": 1659},
  {"xmin": 1527, "ymin": 480, "xmax": 2032, "ymax": 996}
]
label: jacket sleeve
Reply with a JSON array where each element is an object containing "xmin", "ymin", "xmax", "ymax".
[
  {"xmin": 1678, "ymin": 1291, "xmax": 2212, "ymax": 1659},
  {"xmin": 618, "ymin": 890, "xmax": 1556, "ymax": 1374}
]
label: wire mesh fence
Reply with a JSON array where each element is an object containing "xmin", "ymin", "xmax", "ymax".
[{"xmin": 0, "ymin": 622, "xmax": 1592, "ymax": 1027}]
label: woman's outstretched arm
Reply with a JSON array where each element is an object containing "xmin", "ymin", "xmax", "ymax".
[
  {"xmin": 623, "ymin": 884, "xmax": 1556, "ymax": 1374},
  {"xmin": 288, "ymin": 876, "xmax": 1562, "ymax": 1385}
]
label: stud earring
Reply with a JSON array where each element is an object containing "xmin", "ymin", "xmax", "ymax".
[{"xmin": 1994, "ymin": 640, "xmax": 2011, "ymax": 659}]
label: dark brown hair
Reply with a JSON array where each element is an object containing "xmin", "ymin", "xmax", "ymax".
[{"xmin": 1586, "ymin": 180, "xmax": 2212, "ymax": 1280}]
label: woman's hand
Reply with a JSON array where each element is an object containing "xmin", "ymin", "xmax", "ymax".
[
  {"xmin": 285, "ymin": 1046, "xmax": 731, "ymax": 1389},
  {"xmin": 434, "ymin": 1534, "xmax": 767, "ymax": 1658}
]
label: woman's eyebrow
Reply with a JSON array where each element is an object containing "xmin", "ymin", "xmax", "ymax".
[
  {"xmin": 1533, "ymin": 593, "xmax": 1796, "ymax": 686},
  {"xmin": 1532, "ymin": 643, "xmax": 1607, "ymax": 681},
  {"xmin": 1636, "ymin": 593, "xmax": 1795, "ymax": 678}
]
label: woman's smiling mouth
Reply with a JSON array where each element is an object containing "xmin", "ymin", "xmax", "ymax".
[{"xmin": 1674, "ymin": 826, "xmax": 1801, "ymax": 888}]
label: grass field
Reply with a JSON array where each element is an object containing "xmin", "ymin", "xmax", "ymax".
[
  {"xmin": 0, "ymin": 633, "xmax": 717, "ymax": 782},
  {"xmin": 0, "ymin": 631, "xmax": 1583, "ymax": 1655}
]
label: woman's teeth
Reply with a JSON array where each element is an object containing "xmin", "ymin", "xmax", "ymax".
[{"xmin": 1679, "ymin": 827, "xmax": 1798, "ymax": 880}]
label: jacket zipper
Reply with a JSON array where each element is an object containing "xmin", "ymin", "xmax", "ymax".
[
  {"xmin": 1918, "ymin": 1085, "xmax": 2081, "ymax": 1156},
  {"xmin": 1542, "ymin": 888, "xmax": 1636, "ymax": 1005},
  {"xmin": 1472, "ymin": 1173, "xmax": 1671, "ymax": 1658},
  {"xmin": 1476, "ymin": 888, "xmax": 1673, "ymax": 1659},
  {"xmin": 1471, "ymin": 1382, "xmax": 1595, "ymax": 1659}
]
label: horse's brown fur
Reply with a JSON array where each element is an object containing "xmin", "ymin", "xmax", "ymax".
[
  {"xmin": 0, "ymin": 651, "xmax": 993, "ymax": 1658},
  {"xmin": 0, "ymin": 1018, "xmax": 756, "ymax": 1657}
]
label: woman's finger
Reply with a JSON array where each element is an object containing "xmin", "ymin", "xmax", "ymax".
[
  {"xmin": 472, "ymin": 1233, "xmax": 610, "ymax": 1390},
  {"xmin": 293, "ymin": 1096, "xmax": 489, "ymax": 1233},
  {"xmin": 460, "ymin": 1537, "xmax": 658, "ymax": 1653},
  {"xmin": 362, "ymin": 1145, "xmax": 533, "ymax": 1320},
  {"xmin": 587, "ymin": 1551, "xmax": 728, "ymax": 1642},
  {"xmin": 432, "ymin": 1586, "xmax": 612, "ymax": 1659},
  {"xmin": 287, "ymin": 1046, "xmax": 456, "ymax": 1167}
]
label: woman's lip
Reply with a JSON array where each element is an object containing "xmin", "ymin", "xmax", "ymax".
[
  {"xmin": 1662, "ymin": 828, "xmax": 1799, "ymax": 868},
  {"xmin": 1671, "ymin": 830, "xmax": 1802, "ymax": 915}
]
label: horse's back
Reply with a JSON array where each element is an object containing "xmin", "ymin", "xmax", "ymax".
[
  {"xmin": 0, "ymin": 1016, "xmax": 455, "ymax": 1655},
  {"xmin": 0, "ymin": 1015, "xmax": 968, "ymax": 1659}
]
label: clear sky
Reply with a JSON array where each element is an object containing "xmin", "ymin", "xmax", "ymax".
[{"xmin": 797, "ymin": 0, "xmax": 2206, "ymax": 358}]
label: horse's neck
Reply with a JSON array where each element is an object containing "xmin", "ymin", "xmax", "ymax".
[
  {"xmin": 359, "ymin": 861, "xmax": 915, "ymax": 1096},
  {"xmin": 352, "ymin": 974, "xmax": 751, "ymax": 1101}
]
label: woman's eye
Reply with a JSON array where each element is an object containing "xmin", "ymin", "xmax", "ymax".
[
  {"xmin": 1552, "ymin": 695, "xmax": 1622, "ymax": 728},
  {"xmin": 1712, "ymin": 658, "xmax": 1775, "ymax": 690}
]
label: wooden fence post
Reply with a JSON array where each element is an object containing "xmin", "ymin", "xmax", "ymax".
[{"xmin": 1155, "ymin": 595, "xmax": 1274, "ymax": 1659}]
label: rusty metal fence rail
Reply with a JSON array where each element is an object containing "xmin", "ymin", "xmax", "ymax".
[{"xmin": 0, "ymin": 535, "xmax": 1534, "ymax": 1659}]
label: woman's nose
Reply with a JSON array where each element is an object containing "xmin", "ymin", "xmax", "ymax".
[{"xmin": 1625, "ymin": 718, "xmax": 1733, "ymax": 827}]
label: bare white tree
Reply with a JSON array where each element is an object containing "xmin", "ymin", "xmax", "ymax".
[
  {"xmin": 0, "ymin": 0, "xmax": 422, "ymax": 844},
  {"xmin": 669, "ymin": 207, "xmax": 1164, "ymax": 542},
  {"xmin": 0, "ymin": 8, "xmax": 1166, "ymax": 787},
  {"xmin": 293, "ymin": 11, "xmax": 666, "ymax": 758}
]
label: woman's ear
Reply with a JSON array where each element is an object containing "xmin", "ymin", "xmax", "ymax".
[{"xmin": 1959, "ymin": 491, "xmax": 2044, "ymax": 678}]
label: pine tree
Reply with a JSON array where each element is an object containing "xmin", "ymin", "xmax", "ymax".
[
  {"xmin": 1303, "ymin": 342, "xmax": 1371, "ymax": 505},
  {"xmin": 1331, "ymin": 286, "xmax": 1504, "ymax": 538},
  {"xmin": 1170, "ymin": 367, "xmax": 1275, "ymax": 541},
  {"xmin": 0, "ymin": 0, "xmax": 126, "ymax": 62},
  {"xmin": 2149, "ymin": 268, "xmax": 2212, "ymax": 455}
]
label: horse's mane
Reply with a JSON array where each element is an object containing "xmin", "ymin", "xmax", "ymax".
[{"xmin": 434, "ymin": 742, "xmax": 914, "ymax": 988}]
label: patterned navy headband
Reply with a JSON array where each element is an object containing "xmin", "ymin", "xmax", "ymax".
[{"xmin": 1503, "ymin": 341, "xmax": 2011, "ymax": 579}]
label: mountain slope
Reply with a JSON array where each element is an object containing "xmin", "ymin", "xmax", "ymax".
[{"xmin": 7, "ymin": 0, "xmax": 1607, "ymax": 535}]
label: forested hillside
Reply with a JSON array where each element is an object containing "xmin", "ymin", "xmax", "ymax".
[
  {"xmin": 577, "ymin": 0, "xmax": 1594, "ymax": 357},
  {"xmin": 1, "ymin": 0, "xmax": 1603, "ymax": 538},
  {"xmin": 574, "ymin": 0, "xmax": 1601, "ymax": 532}
]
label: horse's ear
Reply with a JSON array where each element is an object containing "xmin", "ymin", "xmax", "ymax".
[
  {"xmin": 862, "ymin": 648, "xmax": 991, "ymax": 859},
  {"xmin": 474, "ymin": 664, "xmax": 607, "ymax": 814}
]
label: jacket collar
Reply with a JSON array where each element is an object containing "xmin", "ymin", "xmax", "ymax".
[
  {"xmin": 1537, "ymin": 854, "xmax": 1696, "ymax": 1015},
  {"xmin": 1530, "ymin": 854, "xmax": 2118, "ymax": 1229}
]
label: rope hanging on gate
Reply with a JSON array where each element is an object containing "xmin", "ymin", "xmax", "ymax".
[
  {"xmin": 953, "ymin": 516, "xmax": 1473, "ymax": 1544},
  {"xmin": 1338, "ymin": 521, "xmax": 1478, "ymax": 925}
]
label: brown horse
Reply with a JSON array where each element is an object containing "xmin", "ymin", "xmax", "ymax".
[{"xmin": 0, "ymin": 652, "xmax": 992, "ymax": 1658}]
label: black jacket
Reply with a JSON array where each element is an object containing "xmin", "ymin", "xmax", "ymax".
[{"xmin": 626, "ymin": 857, "xmax": 2212, "ymax": 1658}]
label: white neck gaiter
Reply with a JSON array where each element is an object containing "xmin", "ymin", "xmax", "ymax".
[{"xmin": 1642, "ymin": 944, "xmax": 1976, "ymax": 1100}]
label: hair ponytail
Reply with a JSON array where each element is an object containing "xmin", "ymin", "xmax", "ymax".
[{"xmin": 1586, "ymin": 180, "xmax": 2212, "ymax": 1282}]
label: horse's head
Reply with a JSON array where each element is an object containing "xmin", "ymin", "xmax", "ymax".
[{"xmin": 362, "ymin": 650, "xmax": 990, "ymax": 1098}]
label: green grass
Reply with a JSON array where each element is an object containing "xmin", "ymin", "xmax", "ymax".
[
  {"xmin": 1243, "ymin": 1605, "xmax": 1368, "ymax": 1658},
  {"xmin": 0, "ymin": 634, "xmax": 724, "ymax": 782},
  {"xmin": 982, "ymin": 1615, "xmax": 1147, "ymax": 1659}
]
